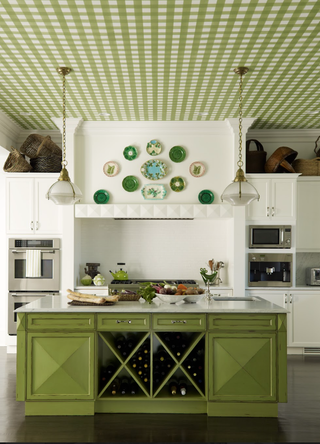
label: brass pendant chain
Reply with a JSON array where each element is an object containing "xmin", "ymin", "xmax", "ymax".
[
  {"xmin": 62, "ymin": 72, "xmax": 67, "ymax": 168},
  {"xmin": 237, "ymin": 72, "xmax": 243, "ymax": 170}
]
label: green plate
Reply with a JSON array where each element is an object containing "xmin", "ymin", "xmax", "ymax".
[
  {"xmin": 94, "ymin": 189, "xmax": 110, "ymax": 204},
  {"xmin": 169, "ymin": 146, "xmax": 186, "ymax": 163},
  {"xmin": 122, "ymin": 175, "xmax": 139, "ymax": 192},
  {"xmin": 170, "ymin": 176, "xmax": 185, "ymax": 192},
  {"xmin": 198, "ymin": 189, "xmax": 214, "ymax": 204},
  {"xmin": 123, "ymin": 146, "xmax": 138, "ymax": 161}
]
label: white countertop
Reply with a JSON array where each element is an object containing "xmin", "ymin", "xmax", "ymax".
[{"xmin": 15, "ymin": 295, "xmax": 287, "ymax": 313}]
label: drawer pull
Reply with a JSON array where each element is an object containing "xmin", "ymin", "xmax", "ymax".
[
  {"xmin": 116, "ymin": 320, "xmax": 132, "ymax": 324},
  {"xmin": 171, "ymin": 320, "xmax": 186, "ymax": 324}
]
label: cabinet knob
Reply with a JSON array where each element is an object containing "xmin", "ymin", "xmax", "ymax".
[
  {"xmin": 271, "ymin": 207, "xmax": 275, "ymax": 217},
  {"xmin": 30, "ymin": 221, "xmax": 34, "ymax": 230},
  {"xmin": 36, "ymin": 221, "xmax": 39, "ymax": 230},
  {"xmin": 266, "ymin": 207, "xmax": 270, "ymax": 217}
]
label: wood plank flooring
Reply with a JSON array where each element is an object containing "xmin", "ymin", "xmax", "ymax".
[{"xmin": 1, "ymin": 347, "xmax": 320, "ymax": 443}]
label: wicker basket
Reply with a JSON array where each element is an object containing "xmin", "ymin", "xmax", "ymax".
[
  {"xmin": 3, "ymin": 148, "xmax": 33, "ymax": 172},
  {"xmin": 36, "ymin": 135, "xmax": 62, "ymax": 157},
  {"xmin": 118, "ymin": 293, "xmax": 140, "ymax": 301},
  {"xmin": 30, "ymin": 154, "xmax": 62, "ymax": 173},
  {"xmin": 19, "ymin": 134, "xmax": 62, "ymax": 159},
  {"xmin": 292, "ymin": 158, "xmax": 320, "ymax": 176},
  {"xmin": 246, "ymin": 139, "xmax": 267, "ymax": 173}
]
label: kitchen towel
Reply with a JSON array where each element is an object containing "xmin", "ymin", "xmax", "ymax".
[{"xmin": 26, "ymin": 250, "xmax": 42, "ymax": 278}]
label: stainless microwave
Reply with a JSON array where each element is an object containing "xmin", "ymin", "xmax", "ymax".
[{"xmin": 249, "ymin": 225, "xmax": 292, "ymax": 249}]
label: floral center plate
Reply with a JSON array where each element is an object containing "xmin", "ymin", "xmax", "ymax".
[
  {"xmin": 141, "ymin": 184, "xmax": 167, "ymax": 200},
  {"xmin": 94, "ymin": 189, "xmax": 110, "ymax": 204},
  {"xmin": 103, "ymin": 161, "xmax": 119, "ymax": 177},
  {"xmin": 189, "ymin": 161, "xmax": 205, "ymax": 177},
  {"xmin": 146, "ymin": 140, "xmax": 162, "ymax": 156},
  {"xmin": 170, "ymin": 176, "xmax": 186, "ymax": 192},
  {"xmin": 169, "ymin": 146, "xmax": 186, "ymax": 163},
  {"xmin": 122, "ymin": 175, "xmax": 139, "ymax": 192},
  {"xmin": 198, "ymin": 189, "xmax": 214, "ymax": 204},
  {"xmin": 140, "ymin": 160, "xmax": 168, "ymax": 180},
  {"xmin": 123, "ymin": 146, "xmax": 138, "ymax": 161}
]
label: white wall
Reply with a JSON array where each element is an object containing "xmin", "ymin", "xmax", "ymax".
[
  {"xmin": 0, "ymin": 149, "xmax": 8, "ymax": 345},
  {"xmin": 75, "ymin": 121, "xmax": 234, "ymax": 205}
]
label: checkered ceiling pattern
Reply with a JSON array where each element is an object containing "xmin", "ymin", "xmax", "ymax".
[{"xmin": 0, "ymin": 0, "xmax": 319, "ymax": 130}]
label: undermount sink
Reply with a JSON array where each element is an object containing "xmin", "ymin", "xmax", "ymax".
[{"xmin": 211, "ymin": 296, "xmax": 261, "ymax": 302}]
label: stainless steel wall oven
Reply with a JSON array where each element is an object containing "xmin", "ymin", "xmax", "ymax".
[{"xmin": 8, "ymin": 238, "xmax": 60, "ymax": 335}]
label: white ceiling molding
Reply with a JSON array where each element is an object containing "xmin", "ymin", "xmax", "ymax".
[
  {"xmin": 247, "ymin": 129, "xmax": 320, "ymax": 144},
  {"xmin": 0, "ymin": 111, "xmax": 22, "ymax": 151}
]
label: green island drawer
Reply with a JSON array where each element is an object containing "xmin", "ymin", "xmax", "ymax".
[
  {"xmin": 208, "ymin": 314, "xmax": 277, "ymax": 331},
  {"xmin": 97, "ymin": 314, "xmax": 150, "ymax": 330},
  {"xmin": 27, "ymin": 314, "xmax": 95, "ymax": 331},
  {"xmin": 153, "ymin": 314, "xmax": 206, "ymax": 331}
]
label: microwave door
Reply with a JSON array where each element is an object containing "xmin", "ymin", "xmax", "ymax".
[{"xmin": 252, "ymin": 228, "xmax": 280, "ymax": 247}]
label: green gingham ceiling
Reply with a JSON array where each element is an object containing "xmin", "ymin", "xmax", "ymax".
[{"xmin": 0, "ymin": 0, "xmax": 319, "ymax": 130}]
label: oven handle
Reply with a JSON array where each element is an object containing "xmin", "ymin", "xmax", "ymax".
[{"xmin": 11, "ymin": 249, "xmax": 56, "ymax": 254}]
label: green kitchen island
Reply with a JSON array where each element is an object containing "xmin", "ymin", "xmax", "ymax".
[{"xmin": 15, "ymin": 295, "xmax": 287, "ymax": 417}]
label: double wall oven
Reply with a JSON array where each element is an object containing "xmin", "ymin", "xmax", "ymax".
[{"xmin": 8, "ymin": 238, "xmax": 60, "ymax": 335}]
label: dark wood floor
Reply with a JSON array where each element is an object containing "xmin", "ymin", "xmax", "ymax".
[{"xmin": 1, "ymin": 347, "xmax": 320, "ymax": 443}]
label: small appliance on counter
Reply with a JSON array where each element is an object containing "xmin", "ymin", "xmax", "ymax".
[
  {"xmin": 85, "ymin": 263, "xmax": 100, "ymax": 279},
  {"xmin": 306, "ymin": 267, "xmax": 320, "ymax": 286},
  {"xmin": 248, "ymin": 253, "xmax": 292, "ymax": 287}
]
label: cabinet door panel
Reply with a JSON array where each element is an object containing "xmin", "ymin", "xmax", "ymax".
[
  {"xmin": 246, "ymin": 180, "xmax": 270, "ymax": 220},
  {"xmin": 6, "ymin": 178, "xmax": 34, "ymax": 233},
  {"xmin": 208, "ymin": 332, "xmax": 276, "ymax": 401},
  {"xmin": 272, "ymin": 179, "xmax": 295, "ymax": 219},
  {"xmin": 35, "ymin": 178, "xmax": 62, "ymax": 234},
  {"xmin": 27, "ymin": 333, "xmax": 94, "ymax": 399},
  {"xmin": 296, "ymin": 181, "xmax": 320, "ymax": 250},
  {"xmin": 290, "ymin": 293, "xmax": 320, "ymax": 346}
]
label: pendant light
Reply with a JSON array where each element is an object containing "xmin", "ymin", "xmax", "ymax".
[
  {"xmin": 46, "ymin": 67, "xmax": 82, "ymax": 205},
  {"xmin": 221, "ymin": 67, "xmax": 260, "ymax": 206}
]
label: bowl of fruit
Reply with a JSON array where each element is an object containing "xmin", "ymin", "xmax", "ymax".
[{"xmin": 155, "ymin": 283, "xmax": 186, "ymax": 304}]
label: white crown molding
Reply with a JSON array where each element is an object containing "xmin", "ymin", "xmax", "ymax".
[
  {"xmin": 51, "ymin": 117, "xmax": 84, "ymax": 134},
  {"xmin": 225, "ymin": 118, "xmax": 257, "ymax": 135},
  {"xmin": 77, "ymin": 120, "xmax": 231, "ymax": 136},
  {"xmin": 247, "ymin": 128, "xmax": 320, "ymax": 143}
]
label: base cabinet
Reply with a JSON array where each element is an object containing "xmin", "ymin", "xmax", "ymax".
[{"xmin": 17, "ymin": 311, "xmax": 287, "ymax": 417}]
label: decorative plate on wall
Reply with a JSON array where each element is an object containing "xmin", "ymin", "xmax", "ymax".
[
  {"xmin": 123, "ymin": 146, "xmax": 138, "ymax": 161},
  {"xmin": 146, "ymin": 140, "xmax": 162, "ymax": 156},
  {"xmin": 141, "ymin": 184, "xmax": 167, "ymax": 200},
  {"xmin": 170, "ymin": 176, "xmax": 186, "ymax": 192},
  {"xmin": 140, "ymin": 160, "xmax": 168, "ymax": 180},
  {"xmin": 103, "ymin": 161, "xmax": 119, "ymax": 177},
  {"xmin": 169, "ymin": 146, "xmax": 186, "ymax": 163},
  {"xmin": 122, "ymin": 175, "xmax": 139, "ymax": 192},
  {"xmin": 198, "ymin": 189, "xmax": 214, "ymax": 204},
  {"xmin": 94, "ymin": 189, "xmax": 110, "ymax": 204},
  {"xmin": 189, "ymin": 161, "xmax": 205, "ymax": 177}
]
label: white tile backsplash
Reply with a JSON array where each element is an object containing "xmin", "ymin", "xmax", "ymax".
[
  {"xmin": 78, "ymin": 218, "xmax": 231, "ymax": 285},
  {"xmin": 296, "ymin": 252, "xmax": 320, "ymax": 285}
]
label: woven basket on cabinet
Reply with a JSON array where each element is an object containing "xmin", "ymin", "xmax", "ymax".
[{"xmin": 3, "ymin": 147, "xmax": 33, "ymax": 172}]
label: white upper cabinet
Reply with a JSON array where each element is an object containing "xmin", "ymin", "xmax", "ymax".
[
  {"xmin": 6, "ymin": 176, "xmax": 62, "ymax": 235},
  {"xmin": 296, "ymin": 177, "xmax": 320, "ymax": 251},
  {"xmin": 246, "ymin": 174, "xmax": 299, "ymax": 221}
]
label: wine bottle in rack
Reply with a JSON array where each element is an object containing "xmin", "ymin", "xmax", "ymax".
[
  {"xmin": 105, "ymin": 362, "xmax": 117, "ymax": 376},
  {"xmin": 111, "ymin": 378, "xmax": 120, "ymax": 395},
  {"xmin": 141, "ymin": 338, "xmax": 150, "ymax": 354},
  {"xmin": 153, "ymin": 372, "xmax": 161, "ymax": 386},
  {"xmin": 129, "ymin": 380, "xmax": 138, "ymax": 395},
  {"xmin": 141, "ymin": 372, "xmax": 149, "ymax": 383},
  {"xmin": 155, "ymin": 346, "xmax": 168, "ymax": 362},
  {"xmin": 179, "ymin": 378, "xmax": 188, "ymax": 396},
  {"xmin": 126, "ymin": 332, "xmax": 137, "ymax": 350},
  {"xmin": 120, "ymin": 376, "xmax": 130, "ymax": 395},
  {"xmin": 114, "ymin": 333, "xmax": 126, "ymax": 350},
  {"xmin": 100, "ymin": 367, "xmax": 108, "ymax": 385},
  {"xmin": 169, "ymin": 379, "xmax": 178, "ymax": 395}
]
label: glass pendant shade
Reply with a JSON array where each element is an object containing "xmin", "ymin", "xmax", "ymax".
[
  {"xmin": 221, "ymin": 179, "xmax": 260, "ymax": 206},
  {"xmin": 46, "ymin": 67, "xmax": 82, "ymax": 205},
  {"xmin": 46, "ymin": 168, "xmax": 82, "ymax": 205}
]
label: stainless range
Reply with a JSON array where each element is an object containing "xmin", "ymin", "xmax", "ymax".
[
  {"xmin": 8, "ymin": 238, "xmax": 60, "ymax": 335},
  {"xmin": 109, "ymin": 279, "xmax": 198, "ymax": 294}
]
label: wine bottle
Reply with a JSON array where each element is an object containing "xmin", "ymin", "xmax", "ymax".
[
  {"xmin": 179, "ymin": 378, "xmax": 188, "ymax": 396},
  {"xmin": 153, "ymin": 371, "xmax": 161, "ymax": 385},
  {"xmin": 105, "ymin": 363, "xmax": 117, "ymax": 376},
  {"xmin": 100, "ymin": 367, "xmax": 108, "ymax": 384},
  {"xmin": 169, "ymin": 379, "xmax": 178, "ymax": 395},
  {"xmin": 111, "ymin": 378, "xmax": 120, "ymax": 395},
  {"xmin": 141, "ymin": 338, "xmax": 150, "ymax": 354},
  {"xmin": 129, "ymin": 380, "xmax": 138, "ymax": 395},
  {"xmin": 126, "ymin": 332, "xmax": 136, "ymax": 350},
  {"xmin": 156, "ymin": 346, "xmax": 168, "ymax": 362},
  {"xmin": 120, "ymin": 377, "xmax": 129, "ymax": 395},
  {"xmin": 131, "ymin": 358, "xmax": 138, "ymax": 368},
  {"xmin": 114, "ymin": 333, "xmax": 126, "ymax": 350}
]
